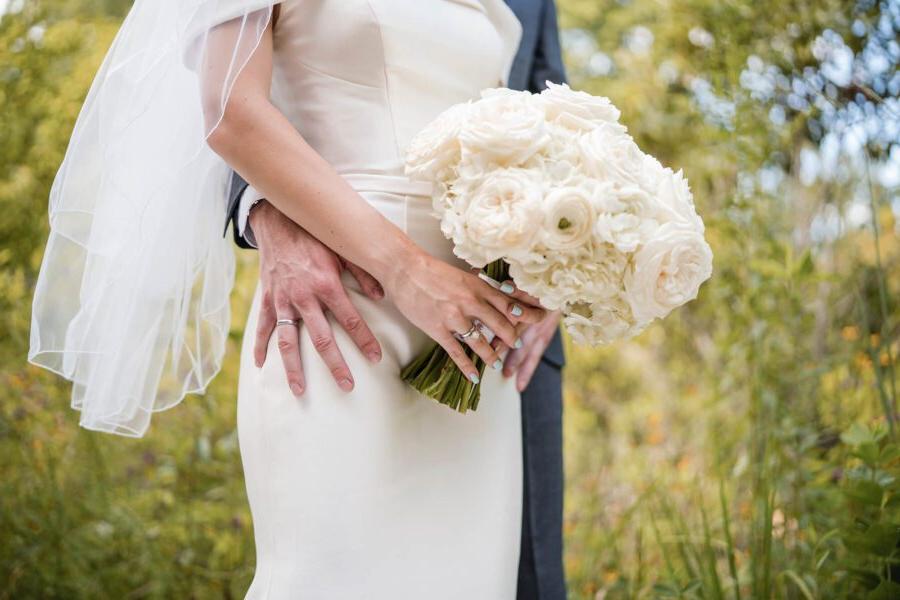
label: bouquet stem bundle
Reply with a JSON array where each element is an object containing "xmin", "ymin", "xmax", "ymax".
[{"xmin": 401, "ymin": 260, "xmax": 509, "ymax": 412}]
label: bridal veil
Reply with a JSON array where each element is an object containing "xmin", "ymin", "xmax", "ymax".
[{"xmin": 29, "ymin": 1, "xmax": 277, "ymax": 436}]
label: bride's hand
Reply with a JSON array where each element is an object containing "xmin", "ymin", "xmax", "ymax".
[{"xmin": 385, "ymin": 251, "xmax": 546, "ymax": 382}]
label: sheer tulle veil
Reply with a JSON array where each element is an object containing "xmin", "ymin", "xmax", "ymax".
[{"xmin": 29, "ymin": 1, "xmax": 277, "ymax": 436}]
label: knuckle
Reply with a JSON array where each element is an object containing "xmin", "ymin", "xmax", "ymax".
[
  {"xmin": 276, "ymin": 338, "xmax": 295, "ymax": 353},
  {"xmin": 446, "ymin": 306, "xmax": 464, "ymax": 323},
  {"xmin": 343, "ymin": 314, "xmax": 363, "ymax": 333},
  {"xmin": 311, "ymin": 335, "xmax": 334, "ymax": 353},
  {"xmin": 288, "ymin": 283, "xmax": 310, "ymax": 303},
  {"xmin": 311, "ymin": 274, "xmax": 339, "ymax": 296}
]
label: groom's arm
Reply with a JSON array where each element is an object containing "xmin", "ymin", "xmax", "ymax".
[
  {"xmin": 503, "ymin": 0, "xmax": 567, "ymax": 386},
  {"xmin": 528, "ymin": 0, "xmax": 567, "ymax": 92},
  {"xmin": 225, "ymin": 171, "xmax": 257, "ymax": 249}
]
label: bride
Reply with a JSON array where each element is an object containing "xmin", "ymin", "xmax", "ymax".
[{"xmin": 30, "ymin": 0, "xmax": 547, "ymax": 596}]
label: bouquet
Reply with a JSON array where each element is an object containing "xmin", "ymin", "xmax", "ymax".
[{"xmin": 401, "ymin": 82, "xmax": 713, "ymax": 412}]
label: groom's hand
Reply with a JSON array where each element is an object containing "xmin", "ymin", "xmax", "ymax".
[
  {"xmin": 501, "ymin": 310, "xmax": 561, "ymax": 392},
  {"xmin": 250, "ymin": 201, "xmax": 384, "ymax": 396}
]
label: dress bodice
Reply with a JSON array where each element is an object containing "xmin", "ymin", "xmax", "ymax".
[{"xmin": 270, "ymin": 0, "xmax": 521, "ymax": 177}]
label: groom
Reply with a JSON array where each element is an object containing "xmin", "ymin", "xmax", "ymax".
[{"xmin": 225, "ymin": 2, "xmax": 568, "ymax": 598}]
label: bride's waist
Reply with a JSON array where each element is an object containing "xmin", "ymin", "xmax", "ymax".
[
  {"xmin": 341, "ymin": 172, "xmax": 433, "ymax": 199},
  {"xmin": 341, "ymin": 172, "xmax": 460, "ymax": 266}
]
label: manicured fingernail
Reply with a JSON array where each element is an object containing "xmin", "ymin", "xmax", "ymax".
[
  {"xmin": 368, "ymin": 351, "xmax": 382, "ymax": 363},
  {"xmin": 468, "ymin": 373, "xmax": 480, "ymax": 384},
  {"xmin": 339, "ymin": 378, "xmax": 354, "ymax": 392},
  {"xmin": 500, "ymin": 281, "xmax": 515, "ymax": 294},
  {"xmin": 290, "ymin": 383, "xmax": 304, "ymax": 397},
  {"xmin": 373, "ymin": 285, "xmax": 384, "ymax": 299},
  {"xmin": 510, "ymin": 304, "xmax": 523, "ymax": 317},
  {"xmin": 514, "ymin": 338, "xmax": 523, "ymax": 349},
  {"xmin": 493, "ymin": 359, "xmax": 503, "ymax": 371}
]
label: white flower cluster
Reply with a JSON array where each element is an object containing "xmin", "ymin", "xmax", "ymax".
[{"xmin": 405, "ymin": 82, "xmax": 713, "ymax": 345}]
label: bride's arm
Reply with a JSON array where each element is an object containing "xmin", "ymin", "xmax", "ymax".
[{"xmin": 205, "ymin": 18, "xmax": 545, "ymax": 379}]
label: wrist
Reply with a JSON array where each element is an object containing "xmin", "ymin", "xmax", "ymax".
[
  {"xmin": 247, "ymin": 200, "xmax": 279, "ymax": 242},
  {"xmin": 369, "ymin": 234, "xmax": 426, "ymax": 291}
]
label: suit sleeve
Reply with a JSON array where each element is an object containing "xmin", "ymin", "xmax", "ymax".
[
  {"xmin": 528, "ymin": 0, "xmax": 567, "ymax": 92},
  {"xmin": 224, "ymin": 170, "xmax": 256, "ymax": 250}
]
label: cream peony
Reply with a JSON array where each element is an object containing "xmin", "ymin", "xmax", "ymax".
[
  {"xmin": 451, "ymin": 169, "xmax": 545, "ymax": 267},
  {"xmin": 624, "ymin": 222, "xmax": 713, "ymax": 322}
]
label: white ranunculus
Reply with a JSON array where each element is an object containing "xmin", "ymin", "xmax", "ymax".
[
  {"xmin": 540, "ymin": 81, "xmax": 622, "ymax": 130},
  {"xmin": 458, "ymin": 90, "xmax": 549, "ymax": 169},
  {"xmin": 405, "ymin": 102, "xmax": 471, "ymax": 181},
  {"xmin": 451, "ymin": 169, "xmax": 545, "ymax": 267},
  {"xmin": 541, "ymin": 186, "xmax": 596, "ymax": 251},
  {"xmin": 578, "ymin": 125, "xmax": 645, "ymax": 187},
  {"xmin": 624, "ymin": 222, "xmax": 713, "ymax": 322}
]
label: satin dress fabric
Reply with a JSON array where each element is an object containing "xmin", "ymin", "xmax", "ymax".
[{"xmin": 236, "ymin": 2, "xmax": 525, "ymax": 598}]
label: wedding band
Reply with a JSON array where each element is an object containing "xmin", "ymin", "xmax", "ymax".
[
  {"xmin": 455, "ymin": 321, "xmax": 481, "ymax": 342},
  {"xmin": 276, "ymin": 318, "xmax": 300, "ymax": 327},
  {"xmin": 456, "ymin": 323, "xmax": 478, "ymax": 340}
]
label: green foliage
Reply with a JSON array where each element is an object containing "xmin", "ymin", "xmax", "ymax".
[{"xmin": 1, "ymin": 0, "xmax": 898, "ymax": 598}]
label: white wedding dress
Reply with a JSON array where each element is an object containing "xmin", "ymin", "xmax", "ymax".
[{"xmin": 236, "ymin": 1, "xmax": 525, "ymax": 598}]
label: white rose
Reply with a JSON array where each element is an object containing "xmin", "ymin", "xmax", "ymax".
[
  {"xmin": 458, "ymin": 90, "xmax": 549, "ymax": 169},
  {"xmin": 405, "ymin": 102, "xmax": 471, "ymax": 181},
  {"xmin": 624, "ymin": 222, "xmax": 713, "ymax": 322},
  {"xmin": 540, "ymin": 81, "xmax": 622, "ymax": 130},
  {"xmin": 578, "ymin": 126, "xmax": 644, "ymax": 187},
  {"xmin": 450, "ymin": 169, "xmax": 545, "ymax": 267},
  {"xmin": 541, "ymin": 186, "xmax": 596, "ymax": 251}
]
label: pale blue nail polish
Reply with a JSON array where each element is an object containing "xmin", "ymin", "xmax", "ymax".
[
  {"xmin": 493, "ymin": 359, "xmax": 503, "ymax": 371},
  {"xmin": 510, "ymin": 304, "xmax": 523, "ymax": 317},
  {"xmin": 514, "ymin": 338, "xmax": 523, "ymax": 349},
  {"xmin": 500, "ymin": 281, "xmax": 515, "ymax": 294},
  {"xmin": 468, "ymin": 373, "xmax": 480, "ymax": 384}
]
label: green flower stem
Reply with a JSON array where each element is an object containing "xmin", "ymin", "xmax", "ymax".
[{"xmin": 400, "ymin": 260, "xmax": 510, "ymax": 413}]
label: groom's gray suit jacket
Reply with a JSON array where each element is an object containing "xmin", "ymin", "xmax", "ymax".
[{"xmin": 225, "ymin": 1, "xmax": 567, "ymax": 597}]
